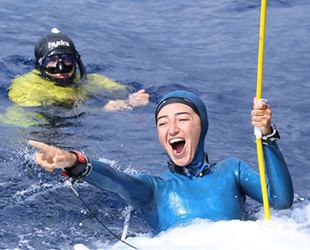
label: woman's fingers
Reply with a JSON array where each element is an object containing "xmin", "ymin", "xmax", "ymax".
[{"xmin": 28, "ymin": 140, "xmax": 51, "ymax": 152}]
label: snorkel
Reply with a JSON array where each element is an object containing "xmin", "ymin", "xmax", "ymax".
[
  {"xmin": 34, "ymin": 28, "xmax": 87, "ymax": 84},
  {"xmin": 155, "ymin": 90, "xmax": 209, "ymax": 177}
]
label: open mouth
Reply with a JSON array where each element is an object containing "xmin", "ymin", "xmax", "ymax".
[{"xmin": 170, "ymin": 138, "xmax": 185, "ymax": 154}]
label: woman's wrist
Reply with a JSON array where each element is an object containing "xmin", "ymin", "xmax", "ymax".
[{"xmin": 64, "ymin": 151, "xmax": 92, "ymax": 181}]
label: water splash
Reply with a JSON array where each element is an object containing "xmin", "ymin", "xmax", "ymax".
[{"xmin": 74, "ymin": 202, "xmax": 310, "ymax": 250}]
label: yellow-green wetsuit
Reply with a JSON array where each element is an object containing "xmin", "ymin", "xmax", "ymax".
[{"xmin": 0, "ymin": 70, "xmax": 126, "ymax": 127}]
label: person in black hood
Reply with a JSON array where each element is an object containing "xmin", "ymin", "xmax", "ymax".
[
  {"xmin": 1, "ymin": 28, "xmax": 149, "ymax": 127},
  {"xmin": 28, "ymin": 90, "xmax": 293, "ymax": 235},
  {"xmin": 34, "ymin": 28, "xmax": 87, "ymax": 84}
]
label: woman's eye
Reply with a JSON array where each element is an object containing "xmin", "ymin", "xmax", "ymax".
[
  {"xmin": 179, "ymin": 117, "xmax": 189, "ymax": 122},
  {"xmin": 158, "ymin": 121, "xmax": 167, "ymax": 127}
]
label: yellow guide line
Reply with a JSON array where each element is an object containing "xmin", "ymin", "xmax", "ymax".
[{"xmin": 256, "ymin": 0, "xmax": 271, "ymax": 220}]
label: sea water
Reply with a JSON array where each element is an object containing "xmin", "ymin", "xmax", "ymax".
[{"xmin": 1, "ymin": 0, "xmax": 310, "ymax": 249}]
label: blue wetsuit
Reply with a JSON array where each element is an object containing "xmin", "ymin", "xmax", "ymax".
[
  {"xmin": 70, "ymin": 90, "xmax": 293, "ymax": 235},
  {"xmin": 84, "ymin": 142, "xmax": 293, "ymax": 234}
]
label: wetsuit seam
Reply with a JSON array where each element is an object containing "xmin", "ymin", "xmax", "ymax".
[
  {"xmin": 203, "ymin": 163, "xmax": 222, "ymax": 191},
  {"xmin": 145, "ymin": 177, "xmax": 157, "ymax": 210},
  {"xmin": 264, "ymin": 146, "xmax": 276, "ymax": 206},
  {"xmin": 170, "ymin": 181, "xmax": 180, "ymax": 225},
  {"xmin": 184, "ymin": 165, "xmax": 221, "ymax": 192},
  {"xmin": 264, "ymin": 145, "xmax": 278, "ymax": 206}
]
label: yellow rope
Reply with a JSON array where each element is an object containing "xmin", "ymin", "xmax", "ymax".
[{"xmin": 256, "ymin": 0, "xmax": 271, "ymax": 220}]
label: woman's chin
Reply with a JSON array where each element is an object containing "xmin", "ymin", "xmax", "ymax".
[{"xmin": 171, "ymin": 156, "xmax": 191, "ymax": 167}]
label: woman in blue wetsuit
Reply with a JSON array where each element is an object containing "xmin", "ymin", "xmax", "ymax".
[{"xmin": 29, "ymin": 90, "xmax": 294, "ymax": 235}]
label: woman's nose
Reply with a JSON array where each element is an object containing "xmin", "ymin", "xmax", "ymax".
[{"xmin": 168, "ymin": 121, "xmax": 179, "ymax": 136}]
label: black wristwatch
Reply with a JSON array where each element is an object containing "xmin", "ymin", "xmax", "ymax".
[
  {"xmin": 261, "ymin": 125, "xmax": 280, "ymax": 145},
  {"xmin": 64, "ymin": 150, "xmax": 92, "ymax": 180}
]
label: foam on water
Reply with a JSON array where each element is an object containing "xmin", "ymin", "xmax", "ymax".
[
  {"xmin": 1, "ymin": 0, "xmax": 310, "ymax": 249},
  {"xmin": 74, "ymin": 202, "xmax": 310, "ymax": 250}
]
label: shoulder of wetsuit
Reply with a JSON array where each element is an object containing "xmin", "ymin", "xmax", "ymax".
[{"xmin": 85, "ymin": 73, "xmax": 126, "ymax": 91}]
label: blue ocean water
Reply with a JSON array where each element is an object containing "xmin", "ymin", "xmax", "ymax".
[{"xmin": 0, "ymin": 0, "xmax": 310, "ymax": 249}]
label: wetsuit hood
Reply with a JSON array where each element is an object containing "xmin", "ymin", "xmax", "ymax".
[
  {"xmin": 155, "ymin": 90, "xmax": 208, "ymax": 175},
  {"xmin": 34, "ymin": 29, "xmax": 87, "ymax": 84}
]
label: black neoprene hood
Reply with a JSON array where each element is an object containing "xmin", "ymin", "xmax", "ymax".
[{"xmin": 34, "ymin": 33, "xmax": 78, "ymax": 60}]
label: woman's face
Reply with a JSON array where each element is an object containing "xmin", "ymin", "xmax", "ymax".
[{"xmin": 156, "ymin": 103, "xmax": 201, "ymax": 167}]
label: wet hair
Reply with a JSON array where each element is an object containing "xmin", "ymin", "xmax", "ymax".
[{"xmin": 34, "ymin": 30, "xmax": 87, "ymax": 84}]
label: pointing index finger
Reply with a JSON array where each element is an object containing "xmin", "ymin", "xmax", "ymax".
[{"xmin": 28, "ymin": 140, "xmax": 51, "ymax": 152}]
